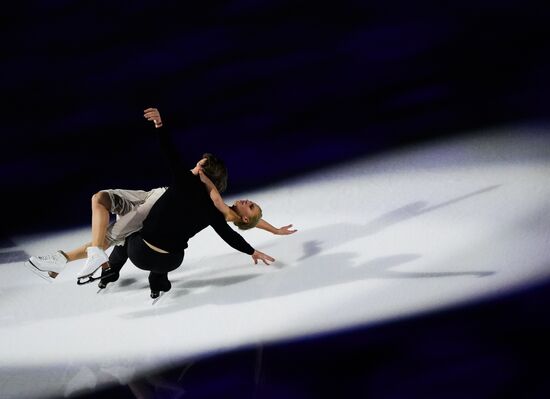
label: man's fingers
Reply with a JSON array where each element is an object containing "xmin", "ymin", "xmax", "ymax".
[
  {"xmin": 261, "ymin": 256, "xmax": 274, "ymax": 265},
  {"xmin": 253, "ymin": 252, "xmax": 274, "ymax": 266}
]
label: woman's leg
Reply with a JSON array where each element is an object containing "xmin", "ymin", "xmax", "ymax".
[
  {"xmin": 63, "ymin": 239, "xmax": 109, "ymax": 262},
  {"xmin": 44, "ymin": 244, "xmax": 90, "ymax": 278},
  {"xmin": 79, "ymin": 189, "xmax": 147, "ymax": 278},
  {"xmin": 106, "ymin": 187, "xmax": 166, "ymax": 245},
  {"xmin": 26, "ymin": 239, "xmax": 111, "ymax": 280},
  {"xmin": 29, "ymin": 188, "xmax": 150, "ymax": 280},
  {"xmin": 91, "ymin": 191, "xmax": 112, "ymax": 247}
]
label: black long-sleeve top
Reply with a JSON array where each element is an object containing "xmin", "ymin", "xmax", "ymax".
[{"xmin": 141, "ymin": 125, "xmax": 255, "ymax": 255}]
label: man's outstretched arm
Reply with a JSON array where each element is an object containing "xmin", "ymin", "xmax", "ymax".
[
  {"xmin": 211, "ymin": 218, "xmax": 275, "ymax": 265},
  {"xmin": 144, "ymin": 107, "xmax": 189, "ymax": 182}
]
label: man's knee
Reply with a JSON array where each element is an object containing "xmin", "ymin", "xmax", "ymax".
[{"xmin": 92, "ymin": 191, "xmax": 112, "ymax": 211}]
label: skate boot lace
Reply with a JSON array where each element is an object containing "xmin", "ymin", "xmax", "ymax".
[{"xmin": 37, "ymin": 252, "xmax": 63, "ymax": 263}]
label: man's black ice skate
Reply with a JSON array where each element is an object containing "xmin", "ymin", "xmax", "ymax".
[
  {"xmin": 149, "ymin": 275, "xmax": 171, "ymax": 299},
  {"xmin": 150, "ymin": 282, "xmax": 171, "ymax": 299},
  {"xmin": 98, "ymin": 267, "xmax": 120, "ymax": 289},
  {"xmin": 151, "ymin": 291, "xmax": 161, "ymax": 299}
]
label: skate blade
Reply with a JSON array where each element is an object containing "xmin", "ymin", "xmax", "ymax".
[
  {"xmin": 23, "ymin": 261, "xmax": 54, "ymax": 283},
  {"xmin": 97, "ymin": 283, "xmax": 112, "ymax": 294},
  {"xmin": 76, "ymin": 265, "xmax": 102, "ymax": 281},
  {"xmin": 152, "ymin": 292, "xmax": 164, "ymax": 305},
  {"xmin": 78, "ymin": 270, "xmax": 117, "ymax": 286}
]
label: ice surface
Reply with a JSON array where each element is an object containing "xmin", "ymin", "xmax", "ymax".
[{"xmin": 1, "ymin": 126, "xmax": 549, "ymax": 398}]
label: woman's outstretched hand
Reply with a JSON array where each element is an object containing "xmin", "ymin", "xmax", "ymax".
[
  {"xmin": 276, "ymin": 224, "xmax": 297, "ymax": 235},
  {"xmin": 252, "ymin": 250, "xmax": 275, "ymax": 265},
  {"xmin": 144, "ymin": 108, "xmax": 163, "ymax": 128}
]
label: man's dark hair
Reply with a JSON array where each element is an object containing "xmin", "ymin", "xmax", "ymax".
[{"xmin": 202, "ymin": 153, "xmax": 228, "ymax": 193}]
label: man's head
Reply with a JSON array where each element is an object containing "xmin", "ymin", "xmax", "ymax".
[
  {"xmin": 199, "ymin": 153, "xmax": 227, "ymax": 193},
  {"xmin": 232, "ymin": 199, "xmax": 263, "ymax": 230}
]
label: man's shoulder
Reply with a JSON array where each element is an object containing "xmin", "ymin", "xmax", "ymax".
[
  {"xmin": 206, "ymin": 201, "xmax": 227, "ymax": 223},
  {"xmin": 175, "ymin": 170, "xmax": 201, "ymax": 188}
]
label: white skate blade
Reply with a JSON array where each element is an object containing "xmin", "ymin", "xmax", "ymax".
[
  {"xmin": 77, "ymin": 265, "xmax": 101, "ymax": 279},
  {"xmin": 77, "ymin": 261, "xmax": 108, "ymax": 279},
  {"xmin": 23, "ymin": 261, "xmax": 54, "ymax": 283}
]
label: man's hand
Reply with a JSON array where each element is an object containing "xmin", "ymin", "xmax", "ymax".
[
  {"xmin": 252, "ymin": 250, "xmax": 275, "ymax": 265},
  {"xmin": 276, "ymin": 224, "xmax": 297, "ymax": 235},
  {"xmin": 144, "ymin": 108, "xmax": 163, "ymax": 128}
]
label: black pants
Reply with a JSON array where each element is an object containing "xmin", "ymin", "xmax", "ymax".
[{"xmin": 109, "ymin": 232, "xmax": 184, "ymax": 291}]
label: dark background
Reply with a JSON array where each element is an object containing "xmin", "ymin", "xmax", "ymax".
[
  {"xmin": 2, "ymin": 0, "xmax": 549, "ymax": 235},
  {"xmin": 2, "ymin": 2, "xmax": 550, "ymax": 397}
]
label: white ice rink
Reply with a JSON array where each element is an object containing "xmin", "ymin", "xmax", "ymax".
[{"xmin": 1, "ymin": 126, "xmax": 549, "ymax": 398}]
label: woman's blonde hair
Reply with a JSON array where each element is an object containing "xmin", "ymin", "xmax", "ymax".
[{"xmin": 233, "ymin": 205, "xmax": 263, "ymax": 230}]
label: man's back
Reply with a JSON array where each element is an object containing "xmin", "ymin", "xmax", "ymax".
[{"xmin": 141, "ymin": 170, "xmax": 217, "ymax": 252}]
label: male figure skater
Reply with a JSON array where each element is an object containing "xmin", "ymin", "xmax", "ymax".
[{"xmin": 115, "ymin": 108, "xmax": 274, "ymax": 297}]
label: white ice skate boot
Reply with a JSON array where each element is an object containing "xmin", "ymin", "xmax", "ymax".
[
  {"xmin": 25, "ymin": 251, "xmax": 68, "ymax": 282},
  {"xmin": 77, "ymin": 247, "xmax": 109, "ymax": 279}
]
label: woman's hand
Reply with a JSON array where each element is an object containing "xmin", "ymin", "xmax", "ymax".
[
  {"xmin": 144, "ymin": 108, "xmax": 163, "ymax": 128},
  {"xmin": 276, "ymin": 224, "xmax": 297, "ymax": 235},
  {"xmin": 198, "ymin": 168, "xmax": 211, "ymax": 184}
]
